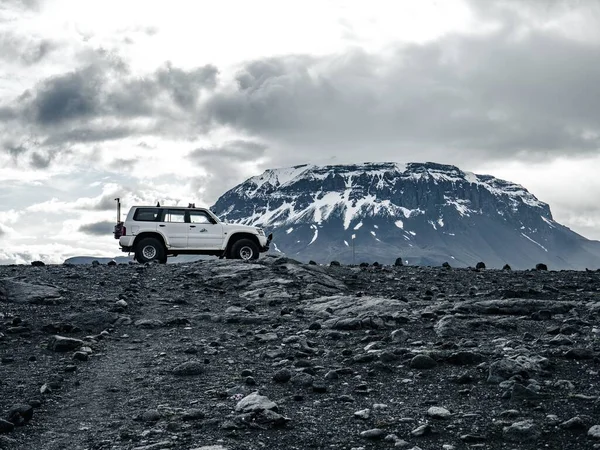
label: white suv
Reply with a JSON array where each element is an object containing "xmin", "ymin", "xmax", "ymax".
[{"xmin": 113, "ymin": 204, "xmax": 272, "ymax": 263}]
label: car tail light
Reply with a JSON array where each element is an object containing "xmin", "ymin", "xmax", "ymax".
[{"xmin": 114, "ymin": 222, "xmax": 125, "ymax": 239}]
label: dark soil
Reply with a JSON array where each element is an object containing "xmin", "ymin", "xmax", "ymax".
[{"xmin": 1, "ymin": 256, "xmax": 600, "ymax": 450}]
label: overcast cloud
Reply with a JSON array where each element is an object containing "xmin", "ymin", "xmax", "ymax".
[{"xmin": 0, "ymin": 0, "xmax": 599, "ymax": 263}]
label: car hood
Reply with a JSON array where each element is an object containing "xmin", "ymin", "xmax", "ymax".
[{"xmin": 221, "ymin": 222, "xmax": 260, "ymax": 233}]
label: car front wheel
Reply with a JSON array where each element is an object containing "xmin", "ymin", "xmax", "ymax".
[
  {"xmin": 135, "ymin": 238, "xmax": 166, "ymax": 264},
  {"xmin": 230, "ymin": 239, "xmax": 259, "ymax": 260}
]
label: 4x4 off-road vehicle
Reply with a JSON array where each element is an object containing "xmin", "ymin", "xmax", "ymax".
[{"xmin": 113, "ymin": 200, "xmax": 272, "ymax": 263}]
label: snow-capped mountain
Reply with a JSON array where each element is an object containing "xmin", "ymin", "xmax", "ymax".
[{"xmin": 211, "ymin": 162, "xmax": 600, "ymax": 269}]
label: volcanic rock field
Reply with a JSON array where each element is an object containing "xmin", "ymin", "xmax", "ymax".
[{"xmin": 1, "ymin": 256, "xmax": 600, "ymax": 450}]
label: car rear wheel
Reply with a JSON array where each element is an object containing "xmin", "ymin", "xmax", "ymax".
[
  {"xmin": 230, "ymin": 239, "xmax": 259, "ymax": 260},
  {"xmin": 135, "ymin": 238, "xmax": 166, "ymax": 264}
]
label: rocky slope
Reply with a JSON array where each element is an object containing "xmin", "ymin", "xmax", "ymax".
[
  {"xmin": 1, "ymin": 258, "xmax": 600, "ymax": 449},
  {"xmin": 212, "ymin": 162, "xmax": 600, "ymax": 269}
]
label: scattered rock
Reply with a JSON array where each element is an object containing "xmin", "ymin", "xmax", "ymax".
[
  {"xmin": 503, "ymin": 420, "xmax": 541, "ymax": 442},
  {"xmin": 410, "ymin": 354, "xmax": 437, "ymax": 370},
  {"xmin": 354, "ymin": 409, "xmax": 370, "ymax": 420},
  {"xmin": 172, "ymin": 361, "xmax": 205, "ymax": 376},
  {"xmin": 235, "ymin": 392, "xmax": 278, "ymax": 413},
  {"xmin": 0, "ymin": 419, "xmax": 14, "ymax": 434},
  {"xmin": 487, "ymin": 355, "xmax": 549, "ymax": 383},
  {"xmin": 360, "ymin": 428, "xmax": 385, "ymax": 439},
  {"xmin": 7, "ymin": 404, "xmax": 33, "ymax": 426},
  {"xmin": 411, "ymin": 424, "xmax": 431, "ymax": 436},
  {"xmin": 588, "ymin": 425, "xmax": 600, "ymax": 439},
  {"xmin": 427, "ymin": 406, "xmax": 452, "ymax": 419},
  {"xmin": 47, "ymin": 335, "xmax": 83, "ymax": 352},
  {"xmin": 139, "ymin": 409, "xmax": 161, "ymax": 422},
  {"xmin": 134, "ymin": 319, "xmax": 165, "ymax": 329},
  {"xmin": 559, "ymin": 416, "xmax": 586, "ymax": 430}
]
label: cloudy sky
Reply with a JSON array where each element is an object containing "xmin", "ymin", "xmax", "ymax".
[{"xmin": 1, "ymin": 0, "xmax": 599, "ymax": 263}]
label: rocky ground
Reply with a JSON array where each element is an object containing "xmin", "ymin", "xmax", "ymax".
[{"xmin": 1, "ymin": 256, "xmax": 600, "ymax": 450}]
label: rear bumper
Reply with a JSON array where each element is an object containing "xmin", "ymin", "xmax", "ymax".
[{"xmin": 119, "ymin": 236, "xmax": 135, "ymax": 252}]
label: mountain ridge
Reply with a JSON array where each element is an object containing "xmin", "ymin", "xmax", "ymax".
[{"xmin": 212, "ymin": 161, "xmax": 600, "ymax": 269}]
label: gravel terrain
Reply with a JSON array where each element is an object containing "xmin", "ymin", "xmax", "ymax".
[{"xmin": 1, "ymin": 256, "xmax": 600, "ymax": 450}]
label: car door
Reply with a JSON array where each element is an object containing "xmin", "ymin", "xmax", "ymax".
[
  {"xmin": 188, "ymin": 210, "xmax": 224, "ymax": 249},
  {"xmin": 160, "ymin": 209, "xmax": 188, "ymax": 248}
]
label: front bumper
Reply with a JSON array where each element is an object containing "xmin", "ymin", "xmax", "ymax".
[{"xmin": 260, "ymin": 233, "xmax": 273, "ymax": 252}]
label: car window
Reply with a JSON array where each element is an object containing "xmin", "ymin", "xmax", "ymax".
[
  {"xmin": 133, "ymin": 208, "xmax": 160, "ymax": 222},
  {"xmin": 189, "ymin": 211, "xmax": 212, "ymax": 224},
  {"xmin": 165, "ymin": 209, "xmax": 186, "ymax": 223}
]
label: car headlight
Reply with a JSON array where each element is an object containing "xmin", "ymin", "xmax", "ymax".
[{"xmin": 257, "ymin": 228, "xmax": 265, "ymax": 236}]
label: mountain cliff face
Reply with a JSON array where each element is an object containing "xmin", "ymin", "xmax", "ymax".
[{"xmin": 211, "ymin": 162, "xmax": 600, "ymax": 269}]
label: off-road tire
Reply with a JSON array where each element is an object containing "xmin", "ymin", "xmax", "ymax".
[
  {"xmin": 135, "ymin": 238, "xmax": 166, "ymax": 264},
  {"xmin": 230, "ymin": 239, "xmax": 259, "ymax": 260}
]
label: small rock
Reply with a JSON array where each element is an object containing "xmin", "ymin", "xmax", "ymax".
[
  {"xmin": 325, "ymin": 370, "xmax": 339, "ymax": 380},
  {"xmin": 511, "ymin": 383, "xmax": 539, "ymax": 400},
  {"xmin": 7, "ymin": 404, "xmax": 33, "ymax": 426},
  {"xmin": 115, "ymin": 299, "xmax": 128, "ymax": 308},
  {"xmin": 475, "ymin": 262, "xmax": 486, "ymax": 269},
  {"xmin": 411, "ymin": 424, "xmax": 431, "ymax": 436},
  {"xmin": 30, "ymin": 261, "xmax": 45, "ymax": 267},
  {"xmin": 391, "ymin": 328, "xmax": 409, "ymax": 343},
  {"xmin": 360, "ymin": 428, "xmax": 385, "ymax": 439},
  {"xmin": 73, "ymin": 351, "xmax": 89, "ymax": 361},
  {"xmin": 354, "ymin": 409, "xmax": 370, "ymax": 420},
  {"xmin": 172, "ymin": 361, "xmax": 204, "ymax": 376},
  {"xmin": 446, "ymin": 351, "xmax": 483, "ymax": 365},
  {"xmin": 394, "ymin": 257, "xmax": 404, "ymax": 267},
  {"xmin": 559, "ymin": 416, "xmax": 586, "ymax": 430},
  {"xmin": 140, "ymin": 409, "xmax": 161, "ymax": 422},
  {"xmin": 48, "ymin": 335, "xmax": 83, "ymax": 352},
  {"xmin": 308, "ymin": 321, "xmax": 322, "ymax": 330},
  {"xmin": 181, "ymin": 409, "xmax": 206, "ymax": 421},
  {"xmin": 588, "ymin": 425, "xmax": 600, "ymax": 439},
  {"xmin": 273, "ymin": 368, "xmax": 292, "ymax": 383},
  {"xmin": 535, "ymin": 263, "xmax": 548, "ymax": 271},
  {"xmin": 134, "ymin": 319, "xmax": 164, "ymax": 329},
  {"xmin": 0, "ymin": 418, "xmax": 14, "ymax": 434},
  {"xmin": 235, "ymin": 392, "xmax": 278, "ymax": 413},
  {"xmin": 427, "ymin": 406, "xmax": 452, "ymax": 419},
  {"xmin": 565, "ymin": 348, "xmax": 594, "ymax": 360},
  {"xmin": 410, "ymin": 354, "xmax": 437, "ymax": 370},
  {"xmin": 312, "ymin": 383, "xmax": 327, "ymax": 393},
  {"xmin": 503, "ymin": 420, "xmax": 541, "ymax": 442},
  {"xmin": 290, "ymin": 372, "xmax": 314, "ymax": 387},
  {"xmin": 189, "ymin": 446, "xmax": 228, "ymax": 450}
]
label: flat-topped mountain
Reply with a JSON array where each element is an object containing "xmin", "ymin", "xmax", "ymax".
[{"xmin": 212, "ymin": 162, "xmax": 600, "ymax": 269}]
